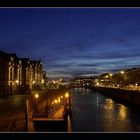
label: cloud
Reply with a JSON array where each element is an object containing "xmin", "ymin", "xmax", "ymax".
[{"xmin": 1, "ymin": 8, "xmax": 140, "ymax": 79}]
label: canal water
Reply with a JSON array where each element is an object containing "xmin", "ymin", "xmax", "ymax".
[{"xmin": 69, "ymin": 88, "xmax": 140, "ymax": 132}]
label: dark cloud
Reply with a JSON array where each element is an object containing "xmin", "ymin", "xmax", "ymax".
[{"xmin": 77, "ymin": 63, "xmax": 99, "ymax": 67}]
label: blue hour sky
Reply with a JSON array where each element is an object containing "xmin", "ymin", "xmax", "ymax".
[{"xmin": 1, "ymin": 8, "xmax": 140, "ymax": 79}]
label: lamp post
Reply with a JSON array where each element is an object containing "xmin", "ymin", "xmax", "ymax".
[
  {"xmin": 109, "ymin": 73, "xmax": 113, "ymax": 87},
  {"xmin": 120, "ymin": 70, "xmax": 126, "ymax": 89},
  {"xmin": 135, "ymin": 83, "xmax": 139, "ymax": 90},
  {"xmin": 35, "ymin": 93, "xmax": 39, "ymax": 99},
  {"xmin": 15, "ymin": 80, "xmax": 19, "ymax": 94},
  {"xmin": 34, "ymin": 93, "xmax": 39, "ymax": 114}
]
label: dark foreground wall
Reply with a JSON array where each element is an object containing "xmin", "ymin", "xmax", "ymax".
[{"xmin": 87, "ymin": 86, "xmax": 140, "ymax": 107}]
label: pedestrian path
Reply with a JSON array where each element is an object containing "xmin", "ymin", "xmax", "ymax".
[{"xmin": 0, "ymin": 95, "xmax": 29, "ymax": 132}]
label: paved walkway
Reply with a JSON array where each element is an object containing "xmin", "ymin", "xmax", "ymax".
[
  {"xmin": 49, "ymin": 107, "xmax": 64, "ymax": 119},
  {"xmin": 0, "ymin": 94, "xmax": 29, "ymax": 132}
]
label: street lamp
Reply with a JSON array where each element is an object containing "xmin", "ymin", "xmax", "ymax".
[
  {"xmin": 35, "ymin": 93, "xmax": 39, "ymax": 99},
  {"xmin": 135, "ymin": 83, "xmax": 139, "ymax": 90},
  {"xmin": 109, "ymin": 73, "xmax": 113, "ymax": 87},
  {"xmin": 120, "ymin": 70, "xmax": 126, "ymax": 89},
  {"xmin": 65, "ymin": 92, "xmax": 69, "ymax": 98},
  {"xmin": 15, "ymin": 80, "xmax": 19, "ymax": 84},
  {"xmin": 54, "ymin": 99, "xmax": 58, "ymax": 104},
  {"xmin": 58, "ymin": 98, "xmax": 61, "ymax": 103}
]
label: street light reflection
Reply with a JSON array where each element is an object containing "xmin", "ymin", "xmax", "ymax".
[
  {"xmin": 105, "ymin": 98, "xmax": 114, "ymax": 109},
  {"xmin": 119, "ymin": 105, "xmax": 127, "ymax": 120}
]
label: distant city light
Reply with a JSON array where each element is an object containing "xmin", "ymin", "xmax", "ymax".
[
  {"xmin": 105, "ymin": 75, "xmax": 109, "ymax": 78},
  {"xmin": 120, "ymin": 70, "xmax": 125, "ymax": 74}
]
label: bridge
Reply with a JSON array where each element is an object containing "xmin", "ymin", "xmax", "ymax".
[{"xmin": 25, "ymin": 88, "xmax": 72, "ymax": 132}]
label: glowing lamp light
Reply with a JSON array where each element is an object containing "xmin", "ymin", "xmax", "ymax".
[
  {"xmin": 33, "ymin": 81, "xmax": 35, "ymax": 84},
  {"xmin": 96, "ymin": 82, "xmax": 99, "ymax": 86},
  {"xmin": 54, "ymin": 99, "xmax": 58, "ymax": 104},
  {"xmin": 58, "ymin": 99, "xmax": 61, "ymax": 103},
  {"xmin": 42, "ymin": 79, "xmax": 44, "ymax": 84},
  {"xmin": 105, "ymin": 75, "xmax": 109, "ymax": 78},
  {"xmin": 15, "ymin": 80, "xmax": 19, "ymax": 84},
  {"xmin": 65, "ymin": 92, "xmax": 69, "ymax": 98},
  {"xmin": 61, "ymin": 96, "xmax": 63, "ymax": 98},
  {"xmin": 120, "ymin": 70, "xmax": 125, "ymax": 74},
  {"xmin": 35, "ymin": 94, "xmax": 39, "ymax": 99}
]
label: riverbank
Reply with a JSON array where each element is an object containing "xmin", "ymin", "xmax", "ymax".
[{"xmin": 87, "ymin": 86, "xmax": 140, "ymax": 107}]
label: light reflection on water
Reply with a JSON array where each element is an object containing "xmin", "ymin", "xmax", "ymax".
[{"xmin": 69, "ymin": 88, "xmax": 140, "ymax": 132}]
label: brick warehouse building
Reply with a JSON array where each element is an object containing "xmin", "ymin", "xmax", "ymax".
[{"xmin": 0, "ymin": 50, "xmax": 47, "ymax": 98}]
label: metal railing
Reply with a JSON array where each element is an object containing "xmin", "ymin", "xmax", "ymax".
[{"xmin": 32, "ymin": 104, "xmax": 63, "ymax": 118}]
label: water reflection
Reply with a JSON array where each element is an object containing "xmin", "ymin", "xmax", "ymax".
[
  {"xmin": 119, "ymin": 105, "xmax": 127, "ymax": 120},
  {"xmin": 104, "ymin": 98, "xmax": 114, "ymax": 109},
  {"xmin": 69, "ymin": 88, "xmax": 140, "ymax": 132},
  {"xmin": 67, "ymin": 115, "xmax": 72, "ymax": 132}
]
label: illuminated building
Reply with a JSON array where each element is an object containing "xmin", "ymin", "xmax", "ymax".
[{"xmin": 0, "ymin": 50, "xmax": 46, "ymax": 98}]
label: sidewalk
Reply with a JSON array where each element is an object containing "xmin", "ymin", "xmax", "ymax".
[{"xmin": 0, "ymin": 94, "xmax": 29, "ymax": 132}]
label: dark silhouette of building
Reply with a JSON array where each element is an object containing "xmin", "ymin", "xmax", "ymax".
[{"xmin": 0, "ymin": 51, "xmax": 9, "ymax": 97}]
